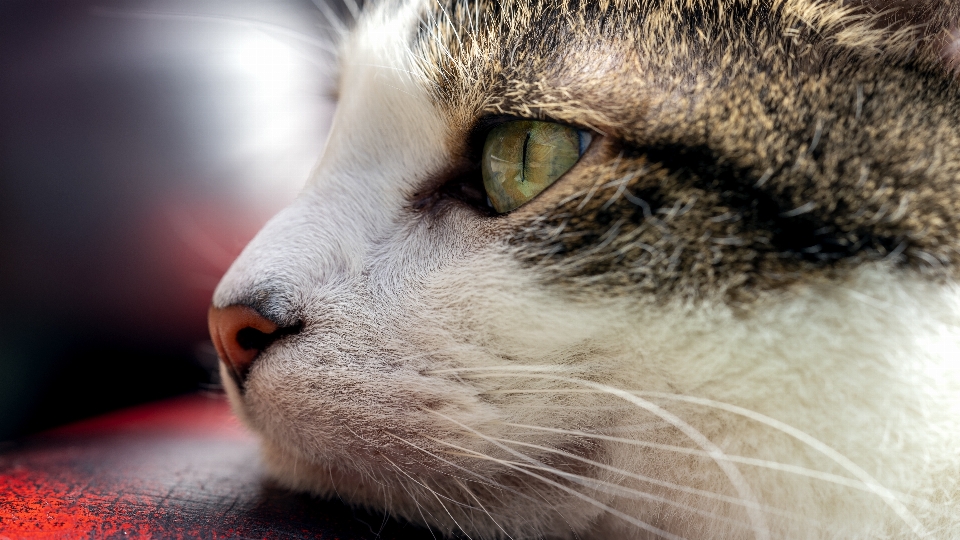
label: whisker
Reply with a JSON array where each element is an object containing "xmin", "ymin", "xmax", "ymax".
[
  {"xmin": 425, "ymin": 372, "xmax": 771, "ymax": 540},
  {"xmin": 427, "ymin": 365, "xmax": 575, "ymax": 375},
  {"xmin": 481, "ymin": 388, "xmax": 600, "ymax": 395},
  {"xmin": 490, "ymin": 435, "xmax": 815, "ymax": 524},
  {"xmin": 446, "ymin": 449, "xmax": 759, "ymax": 532},
  {"xmin": 385, "ymin": 431, "xmax": 598, "ymax": 538},
  {"xmin": 500, "ymin": 422, "xmax": 881, "ymax": 494},
  {"xmin": 384, "ymin": 431, "xmax": 562, "ymax": 513},
  {"xmin": 512, "ymin": 454, "xmax": 756, "ymax": 529},
  {"xmin": 425, "ymin": 431, "xmax": 688, "ymax": 540},
  {"xmin": 380, "ymin": 454, "xmax": 477, "ymax": 540},
  {"xmin": 428, "ymin": 418, "xmax": 803, "ymax": 532},
  {"xmin": 636, "ymin": 391, "xmax": 928, "ymax": 535},
  {"xmin": 386, "ymin": 463, "xmax": 441, "ymax": 540},
  {"xmin": 454, "ymin": 478, "xmax": 516, "ymax": 540},
  {"xmin": 431, "ymin": 367, "xmax": 927, "ymax": 537}
]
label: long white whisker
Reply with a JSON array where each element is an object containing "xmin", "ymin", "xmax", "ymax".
[
  {"xmin": 426, "ymin": 433, "xmax": 689, "ymax": 540},
  {"xmin": 433, "ymin": 367, "xmax": 928, "ymax": 537},
  {"xmin": 384, "ymin": 431, "xmax": 543, "ymax": 506},
  {"xmin": 384, "ymin": 432, "xmax": 596, "ymax": 538},
  {"xmin": 385, "ymin": 462, "xmax": 441, "ymax": 540},
  {"xmin": 468, "ymin": 439, "xmax": 752, "ymax": 528},
  {"xmin": 500, "ymin": 422, "xmax": 884, "ymax": 494},
  {"xmin": 491, "ymin": 435, "xmax": 816, "ymax": 524},
  {"xmin": 440, "ymin": 449, "xmax": 758, "ymax": 531},
  {"xmin": 428, "ymin": 365, "xmax": 575, "ymax": 375},
  {"xmin": 636, "ymin": 391, "xmax": 928, "ymax": 536},
  {"xmin": 386, "ymin": 462, "xmax": 479, "ymax": 512},
  {"xmin": 435, "ymin": 0, "xmax": 462, "ymax": 46},
  {"xmin": 426, "ymin": 371, "xmax": 771, "ymax": 540},
  {"xmin": 380, "ymin": 454, "xmax": 476, "ymax": 540},
  {"xmin": 454, "ymin": 478, "xmax": 516, "ymax": 540}
]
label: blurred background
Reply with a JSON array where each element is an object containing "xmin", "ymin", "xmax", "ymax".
[{"xmin": 0, "ymin": 0, "xmax": 345, "ymax": 440}]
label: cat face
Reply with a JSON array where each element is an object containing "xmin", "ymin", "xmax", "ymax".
[{"xmin": 210, "ymin": 1, "xmax": 960, "ymax": 538}]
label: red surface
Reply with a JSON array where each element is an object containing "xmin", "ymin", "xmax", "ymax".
[{"xmin": 0, "ymin": 393, "xmax": 431, "ymax": 539}]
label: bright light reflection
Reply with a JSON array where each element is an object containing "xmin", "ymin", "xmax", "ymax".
[{"xmin": 219, "ymin": 26, "xmax": 335, "ymax": 202}]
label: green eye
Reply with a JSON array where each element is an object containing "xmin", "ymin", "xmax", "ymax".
[{"xmin": 481, "ymin": 120, "xmax": 592, "ymax": 213}]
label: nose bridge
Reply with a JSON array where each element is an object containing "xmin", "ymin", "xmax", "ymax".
[{"xmin": 212, "ymin": 186, "xmax": 377, "ymax": 317}]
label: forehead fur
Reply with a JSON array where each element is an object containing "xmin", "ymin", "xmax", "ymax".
[
  {"xmin": 408, "ymin": 0, "xmax": 960, "ymax": 148},
  {"xmin": 406, "ymin": 0, "xmax": 960, "ymax": 302}
]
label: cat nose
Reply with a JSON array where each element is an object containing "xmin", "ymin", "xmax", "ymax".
[{"xmin": 208, "ymin": 305, "xmax": 301, "ymax": 386}]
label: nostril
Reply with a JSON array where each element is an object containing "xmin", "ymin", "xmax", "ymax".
[
  {"xmin": 208, "ymin": 305, "xmax": 302, "ymax": 388},
  {"xmin": 235, "ymin": 326, "xmax": 275, "ymax": 351},
  {"xmin": 235, "ymin": 323, "xmax": 303, "ymax": 351}
]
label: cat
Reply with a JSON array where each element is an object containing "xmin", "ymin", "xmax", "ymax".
[{"xmin": 208, "ymin": 0, "xmax": 960, "ymax": 538}]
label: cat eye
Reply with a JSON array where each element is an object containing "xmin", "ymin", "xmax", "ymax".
[{"xmin": 481, "ymin": 120, "xmax": 592, "ymax": 213}]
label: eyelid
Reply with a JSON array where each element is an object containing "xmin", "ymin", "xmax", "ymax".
[{"xmin": 474, "ymin": 116, "xmax": 596, "ymax": 149}]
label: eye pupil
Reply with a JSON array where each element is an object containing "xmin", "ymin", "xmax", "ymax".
[
  {"xmin": 521, "ymin": 131, "xmax": 532, "ymax": 184},
  {"xmin": 481, "ymin": 120, "xmax": 589, "ymax": 213}
]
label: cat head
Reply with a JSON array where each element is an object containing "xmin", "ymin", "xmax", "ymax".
[{"xmin": 210, "ymin": 1, "xmax": 960, "ymax": 538}]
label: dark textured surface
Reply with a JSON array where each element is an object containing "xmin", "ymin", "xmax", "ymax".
[{"xmin": 0, "ymin": 393, "xmax": 434, "ymax": 539}]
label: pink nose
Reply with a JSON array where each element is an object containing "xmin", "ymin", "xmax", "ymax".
[{"xmin": 208, "ymin": 305, "xmax": 279, "ymax": 386}]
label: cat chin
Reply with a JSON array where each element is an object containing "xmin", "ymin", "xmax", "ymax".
[{"xmin": 257, "ymin": 436, "xmax": 607, "ymax": 539}]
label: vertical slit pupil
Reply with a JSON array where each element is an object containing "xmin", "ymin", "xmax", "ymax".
[{"xmin": 521, "ymin": 130, "xmax": 532, "ymax": 184}]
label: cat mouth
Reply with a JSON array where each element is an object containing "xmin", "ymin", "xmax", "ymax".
[{"xmin": 252, "ymin": 392, "xmax": 610, "ymax": 495}]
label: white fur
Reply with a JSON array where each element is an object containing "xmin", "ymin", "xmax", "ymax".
[{"xmin": 213, "ymin": 2, "xmax": 960, "ymax": 538}]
